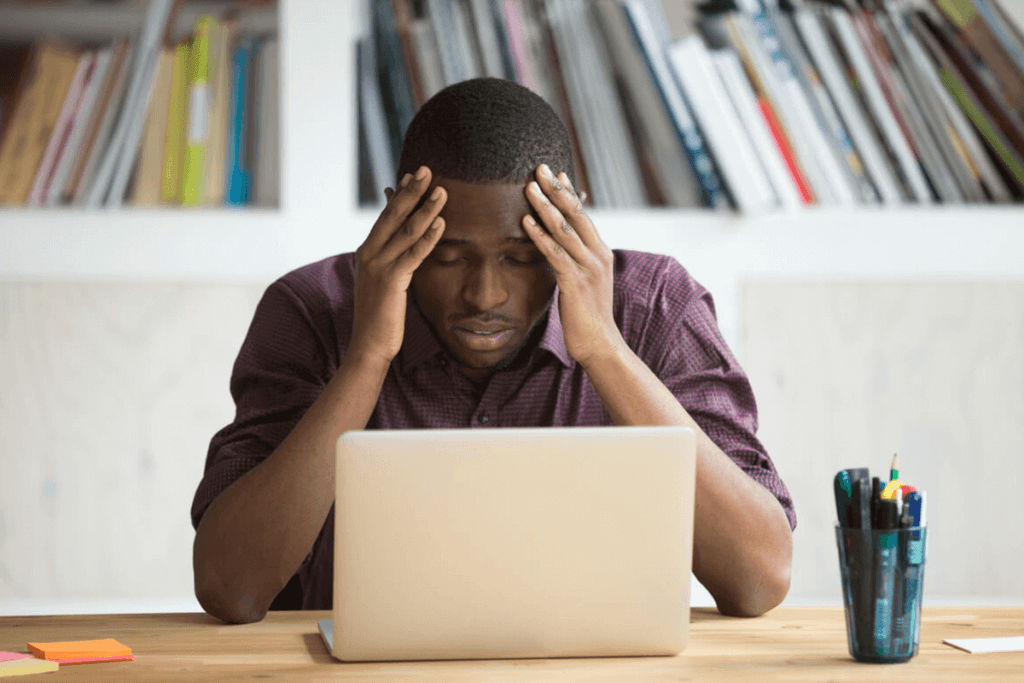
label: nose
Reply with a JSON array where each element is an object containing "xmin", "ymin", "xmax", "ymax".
[{"xmin": 462, "ymin": 260, "xmax": 510, "ymax": 313}]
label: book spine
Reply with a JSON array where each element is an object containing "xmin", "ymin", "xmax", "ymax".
[
  {"xmin": 711, "ymin": 47, "xmax": 804, "ymax": 210},
  {"xmin": 182, "ymin": 16, "xmax": 216, "ymax": 206},
  {"xmin": 161, "ymin": 43, "xmax": 189, "ymax": 205},
  {"xmin": 226, "ymin": 40, "xmax": 254, "ymax": 205},
  {"xmin": 758, "ymin": 96, "xmax": 815, "ymax": 204},
  {"xmin": 668, "ymin": 36, "xmax": 777, "ymax": 212},
  {"xmin": 28, "ymin": 52, "xmax": 94, "ymax": 207},
  {"xmin": 793, "ymin": 7, "xmax": 905, "ymax": 204},
  {"xmin": 623, "ymin": 0, "xmax": 727, "ymax": 208}
]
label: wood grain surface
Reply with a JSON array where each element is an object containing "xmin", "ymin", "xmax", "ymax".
[{"xmin": 0, "ymin": 607, "xmax": 1021, "ymax": 681}]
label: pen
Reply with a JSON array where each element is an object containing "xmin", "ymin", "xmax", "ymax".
[
  {"xmin": 872, "ymin": 500, "xmax": 899, "ymax": 656},
  {"xmin": 890, "ymin": 453, "xmax": 899, "ymax": 482}
]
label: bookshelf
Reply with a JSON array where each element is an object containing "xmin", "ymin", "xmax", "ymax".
[{"xmin": 1, "ymin": 1, "xmax": 1023, "ymax": 347}]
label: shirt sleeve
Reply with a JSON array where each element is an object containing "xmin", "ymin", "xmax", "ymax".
[
  {"xmin": 190, "ymin": 277, "xmax": 335, "ymax": 556},
  {"xmin": 641, "ymin": 256, "xmax": 797, "ymax": 532}
]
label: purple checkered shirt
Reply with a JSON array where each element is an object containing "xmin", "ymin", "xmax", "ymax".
[{"xmin": 191, "ymin": 249, "xmax": 796, "ymax": 610}]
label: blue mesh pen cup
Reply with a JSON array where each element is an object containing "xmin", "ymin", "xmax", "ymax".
[{"xmin": 835, "ymin": 524, "xmax": 927, "ymax": 663}]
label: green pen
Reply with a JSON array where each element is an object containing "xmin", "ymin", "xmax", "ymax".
[{"xmin": 889, "ymin": 453, "xmax": 899, "ymax": 482}]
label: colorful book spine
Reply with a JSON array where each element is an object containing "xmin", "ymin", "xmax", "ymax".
[
  {"xmin": 182, "ymin": 16, "xmax": 217, "ymax": 206},
  {"xmin": 161, "ymin": 42, "xmax": 189, "ymax": 204},
  {"xmin": 226, "ymin": 39, "xmax": 255, "ymax": 206}
]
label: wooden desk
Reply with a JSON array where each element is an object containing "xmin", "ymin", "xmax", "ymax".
[{"xmin": 1, "ymin": 607, "xmax": 1020, "ymax": 681}]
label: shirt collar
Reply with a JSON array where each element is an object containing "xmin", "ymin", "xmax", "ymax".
[{"xmin": 397, "ymin": 286, "xmax": 575, "ymax": 374}]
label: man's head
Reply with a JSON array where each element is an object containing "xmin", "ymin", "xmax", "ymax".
[{"xmin": 398, "ymin": 78, "xmax": 576, "ymax": 382}]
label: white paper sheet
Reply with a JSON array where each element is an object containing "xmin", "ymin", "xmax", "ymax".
[{"xmin": 942, "ymin": 636, "xmax": 1024, "ymax": 653}]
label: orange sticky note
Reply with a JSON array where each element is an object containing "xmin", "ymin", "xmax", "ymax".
[{"xmin": 27, "ymin": 638, "xmax": 131, "ymax": 661}]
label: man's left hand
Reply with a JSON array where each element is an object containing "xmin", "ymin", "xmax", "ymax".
[{"xmin": 522, "ymin": 163, "xmax": 623, "ymax": 368}]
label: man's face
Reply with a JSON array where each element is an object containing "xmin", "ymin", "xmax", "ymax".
[{"xmin": 411, "ymin": 177, "xmax": 557, "ymax": 382}]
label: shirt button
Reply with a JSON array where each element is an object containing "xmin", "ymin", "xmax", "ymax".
[{"xmin": 478, "ymin": 413, "xmax": 490, "ymax": 425}]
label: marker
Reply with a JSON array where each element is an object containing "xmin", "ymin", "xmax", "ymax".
[
  {"xmin": 834, "ymin": 470, "xmax": 853, "ymax": 527},
  {"xmin": 872, "ymin": 500, "xmax": 899, "ymax": 656},
  {"xmin": 890, "ymin": 453, "xmax": 899, "ymax": 482}
]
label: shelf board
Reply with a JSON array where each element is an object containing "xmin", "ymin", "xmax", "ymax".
[{"xmin": 2, "ymin": 205, "xmax": 1021, "ymax": 283}]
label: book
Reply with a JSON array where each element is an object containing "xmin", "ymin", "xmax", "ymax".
[
  {"xmin": 933, "ymin": 0, "xmax": 1024, "ymax": 115},
  {"xmin": 870, "ymin": 7, "xmax": 979, "ymax": 201},
  {"xmin": 27, "ymin": 51, "xmax": 95, "ymax": 206},
  {"xmin": 226, "ymin": 38, "xmax": 257, "ymax": 205},
  {"xmin": 204, "ymin": 17, "xmax": 235, "ymax": 206},
  {"xmin": 912, "ymin": 8, "xmax": 1024, "ymax": 193},
  {"xmin": 916, "ymin": 5, "xmax": 1024, "ymax": 183},
  {"xmin": 857, "ymin": 9, "xmax": 956, "ymax": 202},
  {"xmin": 86, "ymin": 0, "xmax": 178, "ymax": 207},
  {"xmin": 469, "ymin": 0, "xmax": 509, "ymax": 78},
  {"xmin": 66, "ymin": 37, "xmax": 131, "ymax": 205},
  {"xmin": 410, "ymin": 1, "xmax": 446, "ymax": 103},
  {"xmin": 624, "ymin": 0, "xmax": 728, "ymax": 208},
  {"xmin": 771, "ymin": 2, "xmax": 878, "ymax": 203},
  {"xmin": 161, "ymin": 42, "xmax": 190, "ymax": 204},
  {"xmin": 892, "ymin": 0, "xmax": 1012, "ymax": 201},
  {"xmin": 828, "ymin": 6, "xmax": 935, "ymax": 202},
  {"xmin": 591, "ymin": 0, "xmax": 703, "ymax": 207},
  {"xmin": 711, "ymin": 46, "xmax": 805, "ymax": 209},
  {"xmin": 733, "ymin": 4, "xmax": 858, "ymax": 204},
  {"xmin": 451, "ymin": 0, "xmax": 485, "ymax": 80},
  {"xmin": 133, "ymin": 48, "xmax": 175, "ymax": 205},
  {"xmin": 254, "ymin": 36, "xmax": 280, "ymax": 207},
  {"xmin": 359, "ymin": 34, "xmax": 396, "ymax": 200},
  {"xmin": 529, "ymin": 0, "xmax": 594, "ymax": 204},
  {"xmin": 548, "ymin": 0, "xmax": 647, "ymax": 207},
  {"xmin": 182, "ymin": 15, "xmax": 218, "ymax": 206},
  {"xmin": 0, "ymin": 41, "xmax": 81, "ymax": 206},
  {"xmin": 376, "ymin": 0, "xmax": 419, "ymax": 166},
  {"xmin": 45, "ymin": 46, "xmax": 113, "ymax": 206},
  {"xmin": 791, "ymin": 5, "xmax": 906, "ymax": 203},
  {"xmin": 668, "ymin": 35, "xmax": 778, "ymax": 212},
  {"xmin": 427, "ymin": 0, "xmax": 469, "ymax": 84},
  {"xmin": 393, "ymin": 0, "xmax": 430, "ymax": 109}
]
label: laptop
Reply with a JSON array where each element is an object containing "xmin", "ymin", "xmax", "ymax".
[{"xmin": 318, "ymin": 425, "xmax": 697, "ymax": 662}]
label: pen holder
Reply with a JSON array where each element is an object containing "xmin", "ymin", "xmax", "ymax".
[{"xmin": 835, "ymin": 524, "xmax": 927, "ymax": 663}]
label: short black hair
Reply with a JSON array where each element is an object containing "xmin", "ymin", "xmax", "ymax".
[{"xmin": 396, "ymin": 77, "xmax": 576, "ymax": 188}]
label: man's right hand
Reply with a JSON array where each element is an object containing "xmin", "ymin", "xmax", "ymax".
[{"xmin": 350, "ymin": 165, "xmax": 447, "ymax": 367}]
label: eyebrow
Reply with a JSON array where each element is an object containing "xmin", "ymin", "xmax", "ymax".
[{"xmin": 436, "ymin": 236, "xmax": 534, "ymax": 246}]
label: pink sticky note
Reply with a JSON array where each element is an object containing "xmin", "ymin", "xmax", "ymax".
[{"xmin": 0, "ymin": 652, "xmax": 33, "ymax": 663}]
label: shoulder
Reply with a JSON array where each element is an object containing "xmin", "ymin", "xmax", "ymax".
[
  {"xmin": 612, "ymin": 249, "xmax": 707, "ymax": 313},
  {"xmin": 273, "ymin": 252, "xmax": 356, "ymax": 312}
]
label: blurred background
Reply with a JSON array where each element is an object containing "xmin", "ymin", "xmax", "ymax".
[{"xmin": 1, "ymin": 0, "xmax": 1022, "ymax": 616}]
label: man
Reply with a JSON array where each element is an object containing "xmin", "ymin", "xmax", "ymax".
[{"xmin": 191, "ymin": 78, "xmax": 795, "ymax": 625}]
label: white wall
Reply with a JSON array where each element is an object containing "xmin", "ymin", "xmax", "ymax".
[{"xmin": 3, "ymin": 277, "xmax": 1022, "ymax": 615}]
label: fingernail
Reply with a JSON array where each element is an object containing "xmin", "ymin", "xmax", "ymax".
[
  {"xmin": 540, "ymin": 163, "xmax": 553, "ymax": 179},
  {"xmin": 559, "ymin": 172, "xmax": 573, "ymax": 189},
  {"xmin": 415, "ymin": 166, "xmax": 428, "ymax": 180},
  {"xmin": 524, "ymin": 215, "xmax": 537, "ymax": 226},
  {"xmin": 400, "ymin": 173, "xmax": 412, "ymax": 188},
  {"xmin": 431, "ymin": 186, "xmax": 443, "ymax": 200}
]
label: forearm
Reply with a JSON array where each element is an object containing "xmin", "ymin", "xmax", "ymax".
[
  {"xmin": 582, "ymin": 341, "xmax": 792, "ymax": 617},
  {"xmin": 193, "ymin": 350, "xmax": 390, "ymax": 623}
]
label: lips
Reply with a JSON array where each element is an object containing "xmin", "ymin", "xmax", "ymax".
[{"xmin": 451, "ymin": 325, "xmax": 516, "ymax": 352}]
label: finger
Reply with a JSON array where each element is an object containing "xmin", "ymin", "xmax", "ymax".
[
  {"xmin": 536, "ymin": 165, "xmax": 602, "ymax": 251},
  {"xmin": 521, "ymin": 213, "xmax": 576, "ymax": 277},
  {"xmin": 381, "ymin": 184, "xmax": 447, "ymax": 262},
  {"xmin": 526, "ymin": 179, "xmax": 590, "ymax": 265},
  {"xmin": 365, "ymin": 166, "xmax": 434, "ymax": 252},
  {"xmin": 395, "ymin": 215, "xmax": 446, "ymax": 271}
]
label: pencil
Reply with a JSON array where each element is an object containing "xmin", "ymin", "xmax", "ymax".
[{"xmin": 890, "ymin": 453, "xmax": 899, "ymax": 482}]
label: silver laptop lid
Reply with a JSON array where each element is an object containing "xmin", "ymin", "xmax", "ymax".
[{"xmin": 333, "ymin": 425, "xmax": 696, "ymax": 662}]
